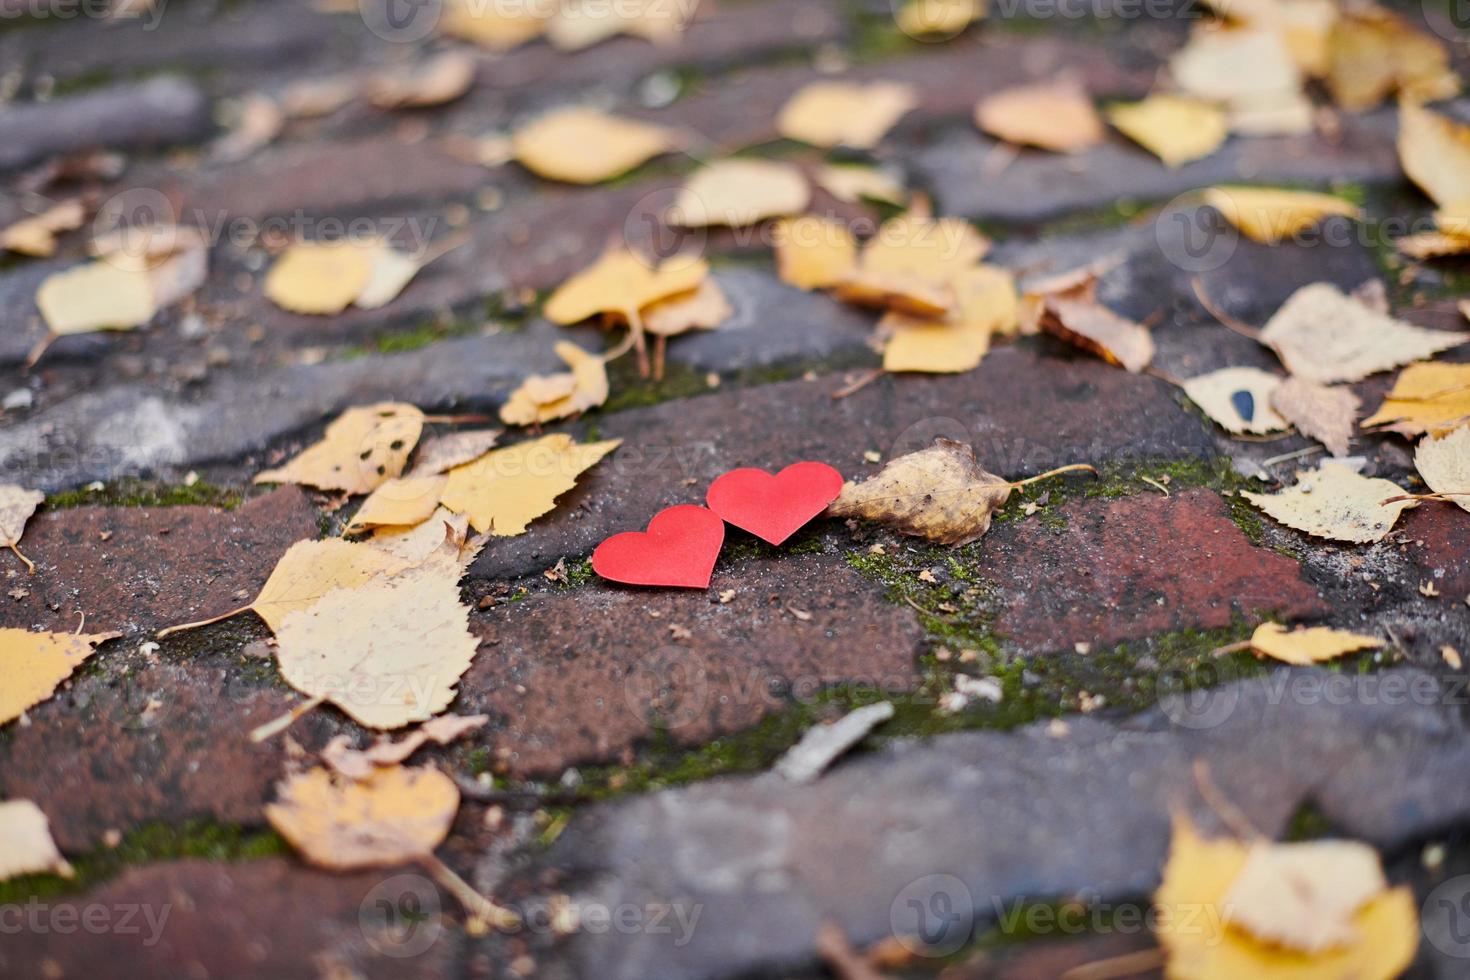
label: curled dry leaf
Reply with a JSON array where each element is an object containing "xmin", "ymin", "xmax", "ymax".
[
  {"xmin": 1244, "ymin": 622, "xmax": 1381, "ymax": 666},
  {"xmin": 512, "ymin": 107, "xmax": 674, "ymax": 184},
  {"xmin": 831, "ymin": 270, "xmax": 954, "ymax": 318},
  {"xmin": 544, "ymin": 247, "xmax": 708, "ymax": 329},
  {"xmin": 1363, "ymin": 362, "xmax": 1470, "ymax": 436},
  {"xmin": 0, "ymin": 484, "xmax": 45, "ymax": 574},
  {"xmin": 346, "ymin": 474, "xmax": 449, "ymax": 533},
  {"xmin": 1242, "ymin": 462, "xmax": 1416, "ymax": 543},
  {"xmin": 324, "ymin": 714, "xmax": 488, "ymax": 780},
  {"xmin": 441, "ymin": 433, "xmax": 622, "ymax": 535},
  {"xmin": 500, "ymin": 341, "xmax": 609, "ymax": 426},
  {"xmin": 273, "ymin": 549, "xmax": 480, "ymax": 729},
  {"xmin": 368, "ymin": 52, "xmax": 477, "ymax": 110},
  {"xmin": 774, "ymin": 215, "xmax": 858, "ymax": 291},
  {"xmin": 266, "ymin": 765, "xmax": 459, "ymax": 870},
  {"xmin": 255, "ymin": 403, "xmax": 425, "ymax": 494},
  {"xmin": 1260, "ymin": 283, "xmax": 1469, "ymax": 383},
  {"xmin": 975, "ymin": 81, "xmax": 1103, "ymax": 153},
  {"xmin": 1397, "ymin": 99, "xmax": 1470, "ymax": 212},
  {"xmin": 1, "ymin": 629, "xmax": 120, "ymax": 725},
  {"xmin": 1106, "ymin": 95, "xmax": 1228, "ymax": 168},
  {"xmin": 1415, "ymin": 426, "xmax": 1470, "ymax": 514},
  {"xmin": 1326, "ymin": 9, "xmax": 1458, "ymax": 111},
  {"xmin": 1036, "ymin": 294, "xmax": 1154, "ymax": 372},
  {"xmin": 829, "ymin": 439, "xmax": 1012, "ymax": 546},
  {"xmin": 643, "ymin": 278, "xmax": 733, "ymax": 336},
  {"xmin": 1270, "ymin": 376, "xmax": 1359, "ymax": 457},
  {"xmin": 777, "ymin": 81, "xmax": 917, "ymax": 150},
  {"xmin": 1155, "ymin": 816, "xmax": 1415, "ymax": 979},
  {"xmin": 1, "ymin": 199, "xmax": 85, "ymax": 257},
  {"xmin": 672, "ymin": 159, "xmax": 809, "ymax": 228},
  {"xmin": 881, "ymin": 265, "xmax": 1017, "ymax": 373},
  {"xmin": 1182, "ymin": 367, "xmax": 1288, "ymax": 434},
  {"xmin": 0, "ymin": 800, "xmax": 73, "ymax": 881},
  {"xmin": 1202, "ymin": 186, "xmax": 1359, "ymax": 244},
  {"xmin": 408, "ymin": 429, "xmax": 503, "ymax": 477},
  {"xmin": 815, "ymin": 165, "xmax": 906, "ymax": 206},
  {"xmin": 371, "ymin": 508, "xmax": 476, "ymax": 566}
]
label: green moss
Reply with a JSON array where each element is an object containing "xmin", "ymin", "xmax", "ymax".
[
  {"xmin": 1285, "ymin": 801, "xmax": 1335, "ymax": 842},
  {"xmin": 0, "ymin": 820, "xmax": 286, "ymax": 904},
  {"xmin": 43, "ymin": 479, "xmax": 244, "ymax": 511},
  {"xmin": 601, "ymin": 358, "xmax": 713, "ymax": 413},
  {"xmin": 559, "ymin": 558, "xmax": 595, "ymax": 588}
]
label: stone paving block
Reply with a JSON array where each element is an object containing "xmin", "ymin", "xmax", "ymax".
[
  {"xmin": 1402, "ymin": 504, "xmax": 1470, "ymax": 605},
  {"xmin": 0, "ymin": 859, "xmax": 457, "ymax": 980},
  {"xmin": 0, "ymin": 486, "xmax": 319, "ymax": 635},
  {"xmin": 0, "ymin": 77, "xmax": 213, "ymax": 173},
  {"xmin": 979, "ymin": 489, "xmax": 1328, "ymax": 654},
  {"xmin": 499, "ymin": 668, "xmax": 1470, "ymax": 980},
  {"xmin": 473, "ymin": 347, "xmax": 1217, "ymax": 579},
  {"xmin": 458, "ymin": 553, "xmax": 925, "ymax": 777}
]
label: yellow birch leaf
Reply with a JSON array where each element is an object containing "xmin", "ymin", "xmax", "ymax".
[
  {"xmin": 1107, "ymin": 95, "xmax": 1228, "ymax": 168},
  {"xmin": 1247, "ymin": 622, "xmax": 1381, "ymax": 665},
  {"xmin": 439, "ymin": 0, "xmax": 545, "ymax": 50},
  {"xmin": 1396, "ymin": 230, "xmax": 1470, "ymax": 260},
  {"xmin": 1182, "ymin": 367, "xmax": 1289, "ymax": 434},
  {"xmin": 35, "ymin": 261, "xmax": 156, "ymax": 335},
  {"xmin": 0, "ymin": 800, "xmax": 73, "ymax": 881},
  {"xmin": 1, "ymin": 629, "xmax": 120, "ymax": 725},
  {"xmin": 512, "ymin": 107, "xmax": 674, "ymax": 184},
  {"xmin": 370, "ymin": 508, "xmax": 474, "ymax": 567},
  {"xmin": 859, "ymin": 209, "xmax": 990, "ymax": 283},
  {"xmin": 1036, "ymin": 295, "xmax": 1154, "ymax": 372},
  {"xmin": 1415, "ymin": 426, "xmax": 1470, "ymax": 514},
  {"xmin": 1171, "ymin": 27, "xmax": 1303, "ymax": 107},
  {"xmin": 1260, "ymin": 283, "xmax": 1469, "ymax": 383},
  {"xmin": 777, "ymin": 81, "xmax": 917, "ymax": 150},
  {"xmin": 642, "ymin": 278, "xmax": 733, "ymax": 336},
  {"xmin": 1242, "ymin": 463, "xmax": 1417, "ymax": 543},
  {"xmin": 815, "ymin": 164, "xmax": 907, "ymax": 206},
  {"xmin": 441, "ymin": 434, "xmax": 622, "ymax": 535},
  {"xmin": 1222, "ymin": 838, "xmax": 1388, "ymax": 951},
  {"xmin": 1363, "ymin": 362, "xmax": 1470, "ymax": 436},
  {"xmin": 881, "ymin": 313, "xmax": 990, "ymax": 374},
  {"xmin": 831, "ymin": 269, "xmax": 955, "ymax": 318},
  {"xmin": 672, "ymin": 159, "xmax": 809, "ymax": 228},
  {"xmin": 1397, "ymin": 99, "xmax": 1470, "ymax": 211},
  {"xmin": 1156, "ymin": 816, "xmax": 1417, "ymax": 980},
  {"xmin": 408, "ymin": 429, "xmax": 503, "ymax": 477},
  {"xmin": 323, "ymin": 714, "xmax": 487, "ymax": 779},
  {"xmin": 355, "ymin": 246, "xmax": 423, "ymax": 310},
  {"xmin": 1203, "ymin": 186, "xmax": 1360, "ymax": 243},
  {"xmin": 952, "ymin": 264, "xmax": 1018, "ymax": 336},
  {"xmin": 264, "ymin": 241, "xmax": 375, "ymax": 315},
  {"xmin": 272, "ymin": 554, "xmax": 480, "ymax": 729},
  {"xmin": 975, "ymin": 82, "xmax": 1104, "ymax": 153},
  {"xmin": 255, "ymin": 403, "xmax": 426, "ymax": 494},
  {"xmin": 1, "ymin": 199, "xmax": 85, "ymax": 257},
  {"xmin": 266, "ymin": 765, "xmax": 458, "ymax": 869},
  {"xmin": 0, "ymin": 484, "xmax": 45, "ymax": 574},
  {"xmin": 774, "ymin": 215, "xmax": 858, "ymax": 290},
  {"xmin": 346, "ymin": 475, "xmax": 448, "ymax": 532},
  {"xmin": 499, "ymin": 341, "xmax": 609, "ymax": 426},
  {"xmin": 895, "ymin": 0, "xmax": 981, "ymax": 37},
  {"xmin": 544, "ymin": 248, "xmax": 708, "ymax": 327},
  {"xmin": 1270, "ymin": 376, "xmax": 1359, "ymax": 457},
  {"xmin": 1326, "ymin": 9, "xmax": 1459, "ymax": 112},
  {"xmin": 828, "ymin": 439, "xmax": 1012, "ymax": 546},
  {"xmin": 367, "ymin": 52, "xmax": 477, "ymax": 109}
]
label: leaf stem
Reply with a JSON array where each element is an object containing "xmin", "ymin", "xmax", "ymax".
[
  {"xmin": 248, "ymin": 695, "xmax": 324, "ymax": 743},
  {"xmin": 1190, "ymin": 277, "xmax": 1261, "ymax": 341},
  {"xmin": 1005, "ymin": 463, "xmax": 1098, "ymax": 488},
  {"xmin": 155, "ymin": 603, "xmax": 252, "ymax": 639},
  {"xmin": 421, "ymin": 853, "xmax": 520, "ymax": 932},
  {"xmin": 9, "ymin": 543, "xmax": 35, "ymax": 574}
]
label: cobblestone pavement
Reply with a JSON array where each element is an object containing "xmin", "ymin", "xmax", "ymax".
[{"xmin": 2, "ymin": 1, "xmax": 1469, "ymax": 978}]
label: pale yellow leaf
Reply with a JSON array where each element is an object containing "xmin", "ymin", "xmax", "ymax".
[
  {"xmin": 774, "ymin": 215, "xmax": 858, "ymax": 290},
  {"xmin": 1106, "ymin": 95, "xmax": 1228, "ymax": 168},
  {"xmin": 441, "ymin": 434, "xmax": 622, "ymax": 535},
  {"xmin": 831, "ymin": 269, "xmax": 955, "ymax": 318},
  {"xmin": 1397, "ymin": 99, "xmax": 1470, "ymax": 211},
  {"xmin": 777, "ymin": 81, "xmax": 917, "ymax": 150},
  {"xmin": 1396, "ymin": 229, "xmax": 1470, "ymax": 260},
  {"xmin": 952, "ymin": 264, "xmax": 1018, "ymax": 336},
  {"xmin": 1248, "ymin": 622, "xmax": 1381, "ymax": 665},
  {"xmin": 1171, "ymin": 26, "xmax": 1302, "ymax": 106},
  {"xmin": 543, "ymin": 247, "xmax": 708, "ymax": 326},
  {"xmin": 642, "ymin": 278, "xmax": 733, "ymax": 336},
  {"xmin": 264, "ymin": 241, "xmax": 375, "ymax": 315},
  {"xmin": 1326, "ymin": 9, "xmax": 1459, "ymax": 112},
  {"xmin": 355, "ymin": 246, "xmax": 423, "ymax": 310},
  {"xmin": 0, "ymin": 629, "xmax": 119, "ymax": 725},
  {"xmin": 895, "ymin": 0, "xmax": 981, "ymax": 37},
  {"xmin": 1, "ymin": 200, "xmax": 85, "ymax": 257},
  {"xmin": 1182, "ymin": 367, "xmax": 1288, "ymax": 434},
  {"xmin": 512, "ymin": 107, "xmax": 674, "ymax": 184},
  {"xmin": 1260, "ymin": 282, "xmax": 1469, "ymax": 383},
  {"xmin": 255, "ymin": 402, "xmax": 425, "ymax": 494},
  {"xmin": 273, "ymin": 555, "xmax": 480, "ymax": 729},
  {"xmin": 1242, "ymin": 462, "xmax": 1416, "ymax": 543},
  {"xmin": 1363, "ymin": 362, "xmax": 1470, "ymax": 436},
  {"xmin": 0, "ymin": 800, "xmax": 72, "ymax": 881},
  {"xmin": 881, "ymin": 313, "xmax": 990, "ymax": 374},
  {"xmin": 1270, "ymin": 376, "xmax": 1359, "ymax": 456},
  {"xmin": 266, "ymin": 765, "xmax": 458, "ymax": 869},
  {"xmin": 36, "ymin": 261, "xmax": 156, "ymax": 335},
  {"xmin": 815, "ymin": 164, "xmax": 906, "ymax": 205},
  {"xmin": 408, "ymin": 429, "xmax": 503, "ymax": 477},
  {"xmin": 346, "ymin": 474, "xmax": 448, "ymax": 532},
  {"xmin": 1203, "ymin": 186, "xmax": 1359, "ymax": 243},
  {"xmin": 323, "ymin": 714, "xmax": 487, "ymax": 780},
  {"xmin": 828, "ymin": 439, "xmax": 1011, "ymax": 546},
  {"xmin": 368, "ymin": 52, "xmax": 477, "ymax": 110},
  {"xmin": 500, "ymin": 341, "xmax": 609, "ymax": 426},
  {"xmin": 0, "ymin": 484, "xmax": 45, "ymax": 572},
  {"xmin": 370, "ymin": 508, "xmax": 475, "ymax": 567},
  {"xmin": 254, "ymin": 539, "xmax": 407, "ymax": 634},
  {"xmin": 859, "ymin": 208, "xmax": 990, "ymax": 283},
  {"xmin": 1155, "ymin": 816, "xmax": 1416, "ymax": 980},
  {"xmin": 1415, "ymin": 426, "xmax": 1470, "ymax": 513},
  {"xmin": 975, "ymin": 81, "xmax": 1103, "ymax": 153},
  {"xmin": 672, "ymin": 159, "xmax": 809, "ymax": 228},
  {"xmin": 440, "ymin": 0, "xmax": 545, "ymax": 50},
  {"xmin": 1224, "ymin": 839, "xmax": 1388, "ymax": 951}
]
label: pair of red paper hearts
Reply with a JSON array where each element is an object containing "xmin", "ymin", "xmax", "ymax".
[{"xmin": 592, "ymin": 461, "xmax": 844, "ymax": 589}]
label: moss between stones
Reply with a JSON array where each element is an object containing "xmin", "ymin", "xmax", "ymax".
[
  {"xmin": 42, "ymin": 479, "xmax": 244, "ymax": 511},
  {"xmin": 0, "ymin": 820, "xmax": 286, "ymax": 904}
]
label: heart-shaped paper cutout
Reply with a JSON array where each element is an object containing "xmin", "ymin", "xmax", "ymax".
[
  {"xmin": 706, "ymin": 461, "xmax": 844, "ymax": 545},
  {"xmin": 592, "ymin": 504, "xmax": 725, "ymax": 588}
]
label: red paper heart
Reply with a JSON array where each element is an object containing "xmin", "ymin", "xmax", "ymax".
[
  {"xmin": 592, "ymin": 504, "xmax": 725, "ymax": 589},
  {"xmin": 706, "ymin": 461, "xmax": 845, "ymax": 545}
]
